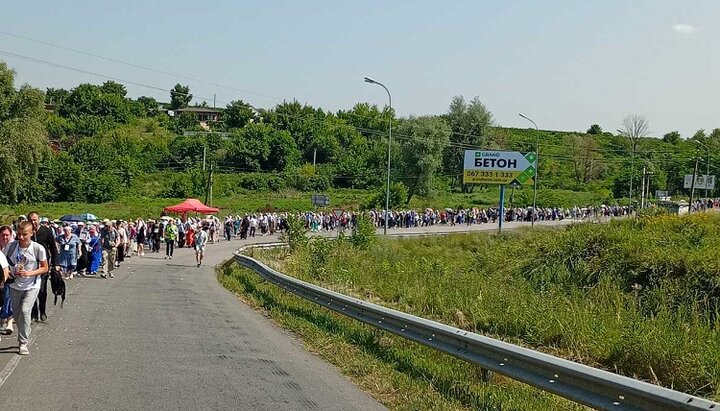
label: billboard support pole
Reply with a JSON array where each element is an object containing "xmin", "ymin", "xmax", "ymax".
[
  {"xmin": 689, "ymin": 154, "xmax": 700, "ymax": 213},
  {"xmin": 499, "ymin": 185, "xmax": 506, "ymax": 234}
]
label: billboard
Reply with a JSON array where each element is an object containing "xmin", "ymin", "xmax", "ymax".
[
  {"xmin": 683, "ymin": 175, "xmax": 716, "ymax": 190},
  {"xmin": 463, "ymin": 150, "xmax": 536, "ymax": 185},
  {"xmin": 311, "ymin": 194, "xmax": 330, "ymax": 206}
]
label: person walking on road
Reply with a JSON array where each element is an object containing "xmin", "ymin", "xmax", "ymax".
[
  {"xmin": 86, "ymin": 225, "xmax": 102, "ymax": 276},
  {"xmin": 56, "ymin": 225, "xmax": 81, "ymax": 280},
  {"xmin": 100, "ymin": 219, "xmax": 118, "ymax": 278},
  {"xmin": 0, "ymin": 225, "xmax": 14, "ymax": 335},
  {"xmin": 164, "ymin": 218, "xmax": 177, "ymax": 259},
  {"xmin": 28, "ymin": 212, "xmax": 58, "ymax": 323},
  {"xmin": 194, "ymin": 224, "xmax": 209, "ymax": 267},
  {"xmin": 3, "ymin": 221, "xmax": 48, "ymax": 355}
]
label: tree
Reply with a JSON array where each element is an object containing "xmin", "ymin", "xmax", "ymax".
[
  {"xmin": 396, "ymin": 116, "xmax": 451, "ymax": 203},
  {"xmin": 0, "ymin": 62, "xmax": 50, "ymax": 203},
  {"xmin": 617, "ymin": 114, "xmax": 650, "ymax": 203},
  {"xmin": 136, "ymin": 96, "xmax": 159, "ymax": 117},
  {"xmin": 170, "ymin": 83, "xmax": 192, "ymax": 110},
  {"xmin": 443, "ymin": 96, "xmax": 493, "ymax": 191},
  {"xmin": 337, "ymin": 103, "xmax": 394, "ymax": 139},
  {"xmin": 223, "ymin": 100, "xmax": 254, "ymax": 129},
  {"xmin": 100, "ymin": 80, "xmax": 127, "ymax": 97},
  {"xmin": 587, "ymin": 124, "xmax": 603, "ymax": 134},
  {"xmin": 45, "ymin": 87, "xmax": 70, "ymax": 105},
  {"xmin": 566, "ymin": 134, "xmax": 604, "ymax": 184},
  {"xmin": 662, "ymin": 131, "xmax": 681, "ymax": 144},
  {"xmin": 59, "ymin": 83, "xmax": 132, "ymax": 126},
  {"xmin": 691, "ymin": 129, "xmax": 707, "ymax": 142}
]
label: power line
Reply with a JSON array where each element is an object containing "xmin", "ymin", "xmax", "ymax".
[
  {"xmin": 0, "ymin": 30, "xmax": 282, "ymax": 103},
  {"xmin": 0, "ymin": 49, "xmax": 217, "ymax": 103}
]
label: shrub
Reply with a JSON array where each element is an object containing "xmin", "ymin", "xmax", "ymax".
[
  {"xmin": 281, "ymin": 215, "xmax": 308, "ymax": 252},
  {"xmin": 350, "ymin": 214, "xmax": 376, "ymax": 250}
]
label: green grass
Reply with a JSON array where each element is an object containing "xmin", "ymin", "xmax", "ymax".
[
  {"xmin": 219, "ymin": 262, "xmax": 581, "ymax": 410},
  {"xmin": 230, "ymin": 212, "xmax": 720, "ymax": 408}
]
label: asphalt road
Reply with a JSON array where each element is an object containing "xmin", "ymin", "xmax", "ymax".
[{"xmin": 0, "ymin": 219, "xmax": 577, "ymax": 410}]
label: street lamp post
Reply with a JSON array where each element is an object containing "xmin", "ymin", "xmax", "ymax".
[
  {"xmin": 519, "ymin": 113, "xmax": 539, "ymax": 227},
  {"xmin": 693, "ymin": 140, "xmax": 711, "ymax": 203},
  {"xmin": 365, "ymin": 76, "xmax": 392, "ymax": 235}
]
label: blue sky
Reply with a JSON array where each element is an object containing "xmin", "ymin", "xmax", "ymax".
[{"xmin": 1, "ymin": 0, "xmax": 716, "ymax": 137}]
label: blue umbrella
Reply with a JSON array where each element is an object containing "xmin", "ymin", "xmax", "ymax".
[{"xmin": 79, "ymin": 213, "xmax": 100, "ymax": 221}]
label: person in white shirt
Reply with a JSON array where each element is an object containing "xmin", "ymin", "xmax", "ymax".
[
  {"xmin": 249, "ymin": 216, "xmax": 258, "ymax": 237},
  {"xmin": 3, "ymin": 221, "xmax": 48, "ymax": 355},
  {"xmin": 194, "ymin": 224, "xmax": 209, "ymax": 267}
]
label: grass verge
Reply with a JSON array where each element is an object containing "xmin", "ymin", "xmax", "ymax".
[{"xmin": 218, "ymin": 261, "xmax": 581, "ymax": 410}]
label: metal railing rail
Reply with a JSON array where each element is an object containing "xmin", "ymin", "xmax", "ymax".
[{"xmin": 232, "ymin": 244, "xmax": 719, "ymax": 411}]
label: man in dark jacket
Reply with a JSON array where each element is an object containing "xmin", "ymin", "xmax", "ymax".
[{"xmin": 28, "ymin": 212, "xmax": 59, "ymax": 322}]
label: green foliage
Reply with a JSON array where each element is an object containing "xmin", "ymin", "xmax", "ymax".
[
  {"xmin": 443, "ymin": 96, "xmax": 494, "ymax": 189},
  {"xmin": 40, "ymin": 152, "xmax": 85, "ymax": 202},
  {"xmin": 662, "ymin": 131, "xmax": 681, "ymax": 144},
  {"xmin": 169, "ymin": 83, "xmax": 192, "ymax": 110},
  {"xmin": 264, "ymin": 213, "xmax": 720, "ymax": 400},
  {"xmin": 59, "ymin": 83, "xmax": 133, "ymax": 125},
  {"xmin": 350, "ymin": 214, "xmax": 376, "ymax": 250},
  {"xmin": 586, "ymin": 124, "xmax": 603, "ymax": 134},
  {"xmin": 136, "ymin": 96, "xmax": 160, "ymax": 117},
  {"xmin": 223, "ymin": 100, "xmax": 254, "ymax": 129},
  {"xmin": 81, "ymin": 172, "xmax": 122, "ymax": 203},
  {"xmin": 364, "ymin": 182, "xmax": 408, "ymax": 209},
  {"xmin": 396, "ymin": 116, "xmax": 451, "ymax": 202},
  {"xmin": 281, "ymin": 215, "xmax": 309, "ymax": 252},
  {"xmin": 0, "ymin": 63, "xmax": 51, "ymax": 204}
]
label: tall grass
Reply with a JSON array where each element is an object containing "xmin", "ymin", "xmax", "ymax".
[{"xmin": 256, "ymin": 213, "xmax": 720, "ymax": 401}]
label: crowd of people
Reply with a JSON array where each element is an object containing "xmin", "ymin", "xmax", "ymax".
[
  {"xmin": 0, "ymin": 212, "xmax": 219, "ymax": 355},
  {"xmin": 0, "ymin": 201, "xmax": 678, "ymax": 356}
]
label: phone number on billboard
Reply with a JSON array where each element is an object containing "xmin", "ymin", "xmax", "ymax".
[{"xmin": 465, "ymin": 171, "xmax": 514, "ymax": 178}]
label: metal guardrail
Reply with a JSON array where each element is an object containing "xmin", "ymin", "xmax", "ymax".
[{"xmin": 232, "ymin": 244, "xmax": 719, "ymax": 411}]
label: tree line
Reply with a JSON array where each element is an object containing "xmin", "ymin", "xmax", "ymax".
[{"xmin": 1, "ymin": 60, "xmax": 718, "ymax": 206}]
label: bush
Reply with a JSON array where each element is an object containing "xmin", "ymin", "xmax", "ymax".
[
  {"xmin": 363, "ymin": 182, "xmax": 408, "ymax": 209},
  {"xmin": 281, "ymin": 215, "xmax": 308, "ymax": 252},
  {"xmin": 350, "ymin": 214, "xmax": 376, "ymax": 250},
  {"xmin": 82, "ymin": 173, "xmax": 122, "ymax": 203}
]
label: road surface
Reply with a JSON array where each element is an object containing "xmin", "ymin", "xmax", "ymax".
[{"xmin": 0, "ymin": 219, "xmax": 575, "ymax": 410}]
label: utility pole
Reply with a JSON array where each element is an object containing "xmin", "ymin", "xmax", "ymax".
[
  {"xmin": 313, "ymin": 149, "xmax": 317, "ymax": 168},
  {"xmin": 205, "ymin": 162, "xmax": 214, "ymax": 206},
  {"xmin": 209, "ymin": 163, "xmax": 214, "ymax": 207},
  {"xmin": 202, "ymin": 146, "xmax": 207, "ymax": 171},
  {"xmin": 689, "ymin": 154, "xmax": 700, "ymax": 213},
  {"xmin": 640, "ymin": 165, "xmax": 646, "ymax": 209},
  {"xmin": 628, "ymin": 144, "xmax": 635, "ymax": 208}
]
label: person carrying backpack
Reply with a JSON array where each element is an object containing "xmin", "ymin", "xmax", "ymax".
[{"xmin": 3, "ymin": 220, "xmax": 48, "ymax": 355}]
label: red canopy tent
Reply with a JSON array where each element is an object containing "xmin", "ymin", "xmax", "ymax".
[{"xmin": 163, "ymin": 198, "xmax": 219, "ymax": 215}]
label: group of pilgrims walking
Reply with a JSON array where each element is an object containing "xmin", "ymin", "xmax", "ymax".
[{"xmin": 0, "ymin": 201, "xmax": 641, "ymax": 356}]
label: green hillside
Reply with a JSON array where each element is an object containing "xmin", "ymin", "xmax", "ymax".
[{"xmin": 1, "ymin": 60, "xmax": 717, "ymax": 214}]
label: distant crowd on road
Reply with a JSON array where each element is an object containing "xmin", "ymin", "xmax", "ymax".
[{"xmin": 4, "ymin": 200, "xmax": 702, "ymax": 356}]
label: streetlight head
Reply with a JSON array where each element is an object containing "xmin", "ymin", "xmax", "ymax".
[
  {"xmin": 364, "ymin": 76, "xmax": 376, "ymax": 84},
  {"xmin": 518, "ymin": 113, "xmax": 527, "ymax": 119}
]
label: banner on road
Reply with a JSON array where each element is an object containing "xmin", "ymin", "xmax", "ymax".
[
  {"xmin": 684, "ymin": 175, "xmax": 716, "ymax": 190},
  {"xmin": 463, "ymin": 150, "xmax": 536, "ymax": 185}
]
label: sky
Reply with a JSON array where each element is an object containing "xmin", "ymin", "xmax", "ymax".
[{"xmin": 0, "ymin": 0, "xmax": 717, "ymax": 137}]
